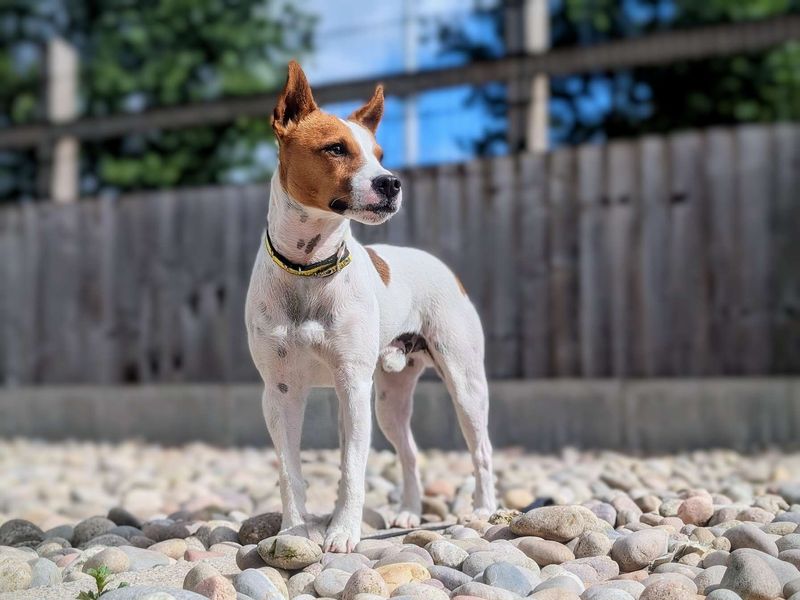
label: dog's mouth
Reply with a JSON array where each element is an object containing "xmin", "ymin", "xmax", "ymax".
[
  {"xmin": 329, "ymin": 197, "xmax": 397, "ymax": 216},
  {"xmin": 329, "ymin": 198, "xmax": 349, "ymax": 213}
]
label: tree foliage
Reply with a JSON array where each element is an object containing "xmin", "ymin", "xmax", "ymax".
[
  {"xmin": 436, "ymin": 0, "xmax": 800, "ymax": 150},
  {"xmin": 0, "ymin": 0, "xmax": 314, "ymax": 200}
]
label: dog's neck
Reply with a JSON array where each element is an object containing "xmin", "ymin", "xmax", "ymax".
[{"xmin": 267, "ymin": 167, "xmax": 350, "ymax": 265}]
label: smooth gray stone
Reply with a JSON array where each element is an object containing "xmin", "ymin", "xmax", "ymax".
[
  {"xmin": 101, "ymin": 586, "xmax": 207, "ymax": 599},
  {"xmin": 27, "ymin": 557, "xmax": 61, "ymax": 587},
  {"xmin": 483, "ymin": 561, "xmax": 534, "ymax": 596},
  {"xmin": 427, "ymin": 564, "xmax": 471, "ymax": 590}
]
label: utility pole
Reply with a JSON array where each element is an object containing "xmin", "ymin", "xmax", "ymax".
[
  {"xmin": 41, "ymin": 37, "xmax": 79, "ymax": 202},
  {"xmin": 403, "ymin": 0, "xmax": 419, "ymax": 166},
  {"xmin": 505, "ymin": 0, "xmax": 549, "ymax": 153}
]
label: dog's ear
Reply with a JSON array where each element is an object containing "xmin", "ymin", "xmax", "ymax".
[
  {"xmin": 272, "ymin": 61, "xmax": 317, "ymax": 138},
  {"xmin": 349, "ymin": 85, "xmax": 384, "ymax": 134}
]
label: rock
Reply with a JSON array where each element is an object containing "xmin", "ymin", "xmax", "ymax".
[
  {"xmin": 784, "ymin": 577, "xmax": 800, "ymax": 598},
  {"xmin": 638, "ymin": 580, "xmax": 695, "ymax": 600},
  {"xmin": 611, "ymin": 529, "xmax": 669, "ymax": 572},
  {"xmin": 403, "ymin": 530, "xmax": 440, "ymax": 548},
  {"xmin": 73, "ymin": 516, "xmax": 117, "ymax": 547},
  {"xmin": 342, "ymin": 567, "xmax": 388, "ymax": 600},
  {"xmin": 518, "ymin": 538, "xmax": 576, "ymax": 565},
  {"xmin": 194, "ymin": 575, "xmax": 238, "ymax": 600},
  {"xmin": 81, "ymin": 533, "xmax": 131, "ymax": 549},
  {"xmin": 427, "ymin": 564, "xmax": 472, "ymax": 590},
  {"xmin": 677, "ymin": 496, "xmax": 714, "ymax": 526},
  {"xmin": 185, "ymin": 549, "xmax": 224, "ymax": 561},
  {"xmin": 511, "ymin": 506, "xmax": 603, "ymax": 542},
  {"xmin": 426, "ymin": 539, "xmax": 468, "ymax": 568},
  {"xmin": 257, "ymin": 535, "xmax": 322, "ymax": 570},
  {"xmin": 314, "ymin": 568, "xmax": 350, "ymax": 598},
  {"xmin": 236, "ymin": 544, "xmax": 267, "ymax": 570},
  {"xmin": 0, "ymin": 557, "xmax": 33, "ymax": 593},
  {"xmin": 574, "ymin": 532, "xmax": 612, "ymax": 559},
  {"xmin": 723, "ymin": 524, "xmax": 779, "ymax": 556},
  {"xmin": 529, "ymin": 588, "xmax": 583, "ymax": 600},
  {"xmin": 0, "ymin": 519, "xmax": 44, "ymax": 546},
  {"xmin": 641, "ymin": 573, "xmax": 696, "ymax": 594},
  {"xmin": 483, "ymin": 561, "xmax": 535, "ymax": 596},
  {"xmin": 101, "ymin": 586, "xmax": 208, "ymax": 599},
  {"xmin": 779, "ymin": 534, "xmax": 800, "ymax": 552},
  {"xmin": 705, "ymin": 591, "xmax": 744, "ymax": 600},
  {"xmin": 694, "ymin": 565, "xmax": 727, "ymax": 593},
  {"xmin": 208, "ymin": 525, "xmax": 240, "ymax": 546},
  {"xmin": 108, "ymin": 507, "xmax": 143, "ymax": 528},
  {"xmin": 232, "ymin": 569, "xmax": 283, "ymax": 600},
  {"xmin": 453, "ymin": 581, "xmax": 522, "ymax": 600},
  {"xmin": 185, "ymin": 562, "xmax": 222, "ymax": 591},
  {"xmin": 150, "ymin": 538, "xmax": 188, "ymax": 560},
  {"xmin": 323, "ymin": 553, "xmax": 369, "ymax": 574},
  {"xmin": 462, "ymin": 548, "xmax": 538, "ymax": 577},
  {"xmin": 84, "ymin": 547, "xmax": 131, "ymax": 574},
  {"xmin": 375, "ymin": 562, "xmax": 430, "ymax": 592},
  {"xmin": 392, "ymin": 582, "xmax": 450, "ymax": 600},
  {"xmin": 119, "ymin": 545, "xmax": 172, "ymax": 571},
  {"xmin": 28, "ymin": 557, "xmax": 61, "ymax": 587},
  {"xmin": 535, "ymin": 574, "xmax": 585, "ymax": 595},
  {"xmin": 580, "ymin": 588, "xmax": 635, "ymax": 600},
  {"xmin": 504, "ymin": 489, "xmax": 536, "ymax": 510},
  {"xmin": 289, "ymin": 572, "xmax": 317, "ymax": 598},
  {"xmin": 718, "ymin": 550, "xmax": 782, "ymax": 600}
]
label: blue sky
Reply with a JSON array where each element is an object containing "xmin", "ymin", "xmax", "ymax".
[{"xmin": 300, "ymin": 0, "xmax": 507, "ymax": 168}]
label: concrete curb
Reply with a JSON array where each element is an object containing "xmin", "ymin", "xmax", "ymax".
[{"xmin": 0, "ymin": 379, "xmax": 798, "ymax": 451}]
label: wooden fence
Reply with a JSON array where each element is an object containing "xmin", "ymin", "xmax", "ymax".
[{"xmin": 1, "ymin": 123, "xmax": 798, "ymax": 384}]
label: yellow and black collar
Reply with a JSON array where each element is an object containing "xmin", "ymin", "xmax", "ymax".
[{"xmin": 264, "ymin": 231, "xmax": 352, "ymax": 278}]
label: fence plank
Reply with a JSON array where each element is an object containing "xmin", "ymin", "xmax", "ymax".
[
  {"xmin": 638, "ymin": 136, "xmax": 671, "ymax": 376},
  {"xmin": 548, "ymin": 148, "xmax": 580, "ymax": 376},
  {"xmin": 772, "ymin": 124, "xmax": 800, "ymax": 372},
  {"xmin": 519, "ymin": 153, "xmax": 549, "ymax": 377},
  {"xmin": 577, "ymin": 143, "xmax": 611, "ymax": 377},
  {"xmin": 668, "ymin": 132, "xmax": 711, "ymax": 375},
  {"xmin": 705, "ymin": 128, "xmax": 739, "ymax": 374},
  {"xmin": 736, "ymin": 126, "xmax": 773, "ymax": 374},
  {"xmin": 488, "ymin": 156, "xmax": 519, "ymax": 377},
  {"xmin": 606, "ymin": 141, "xmax": 640, "ymax": 377}
]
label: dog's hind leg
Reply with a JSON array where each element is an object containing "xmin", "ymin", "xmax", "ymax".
[
  {"xmin": 375, "ymin": 356, "xmax": 426, "ymax": 528},
  {"xmin": 261, "ymin": 385, "xmax": 309, "ymax": 532},
  {"xmin": 428, "ymin": 328, "xmax": 497, "ymax": 518}
]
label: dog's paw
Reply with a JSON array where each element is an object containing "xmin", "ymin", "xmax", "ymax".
[
  {"xmin": 391, "ymin": 510, "xmax": 421, "ymax": 529},
  {"xmin": 323, "ymin": 524, "xmax": 360, "ymax": 553}
]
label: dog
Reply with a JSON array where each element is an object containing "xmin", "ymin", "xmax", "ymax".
[{"xmin": 245, "ymin": 61, "xmax": 496, "ymax": 553}]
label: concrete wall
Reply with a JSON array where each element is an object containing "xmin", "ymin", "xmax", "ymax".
[{"xmin": 1, "ymin": 379, "xmax": 798, "ymax": 452}]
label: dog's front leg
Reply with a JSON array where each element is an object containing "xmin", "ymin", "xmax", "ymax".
[
  {"xmin": 261, "ymin": 385, "xmax": 308, "ymax": 532},
  {"xmin": 323, "ymin": 371, "xmax": 373, "ymax": 553}
]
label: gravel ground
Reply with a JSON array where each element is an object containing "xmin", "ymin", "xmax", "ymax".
[{"xmin": 2, "ymin": 439, "xmax": 800, "ymax": 599}]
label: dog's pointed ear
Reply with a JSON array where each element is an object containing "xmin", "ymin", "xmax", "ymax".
[
  {"xmin": 349, "ymin": 85, "xmax": 384, "ymax": 134},
  {"xmin": 272, "ymin": 61, "xmax": 317, "ymax": 138}
]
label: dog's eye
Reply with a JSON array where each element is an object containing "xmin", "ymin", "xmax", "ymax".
[{"xmin": 324, "ymin": 143, "xmax": 347, "ymax": 157}]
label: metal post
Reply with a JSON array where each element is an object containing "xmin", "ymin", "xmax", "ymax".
[{"xmin": 44, "ymin": 37, "xmax": 79, "ymax": 202}]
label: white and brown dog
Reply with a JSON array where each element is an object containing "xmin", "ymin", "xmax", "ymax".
[{"xmin": 245, "ymin": 61, "xmax": 496, "ymax": 553}]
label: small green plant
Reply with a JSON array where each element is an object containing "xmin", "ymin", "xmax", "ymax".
[{"xmin": 76, "ymin": 566, "xmax": 129, "ymax": 600}]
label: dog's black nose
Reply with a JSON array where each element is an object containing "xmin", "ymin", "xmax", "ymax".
[{"xmin": 372, "ymin": 175, "xmax": 401, "ymax": 200}]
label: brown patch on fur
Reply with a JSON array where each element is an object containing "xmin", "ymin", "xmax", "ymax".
[
  {"xmin": 271, "ymin": 62, "xmax": 388, "ymax": 215},
  {"xmin": 366, "ymin": 247, "xmax": 391, "ymax": 285},
  {"xmin": 277, "ymin": 112, "xmax": 365, "ymax": 213}
]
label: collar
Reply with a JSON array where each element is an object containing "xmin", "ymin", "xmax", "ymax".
[{"xmin": 264, "ymin": 230, "xmax": 352, "ymax": 278}]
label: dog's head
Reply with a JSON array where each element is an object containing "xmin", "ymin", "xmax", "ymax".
[{"xmin": 271, "ymin": 61, "xmax": 401, "ymax": 225}]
